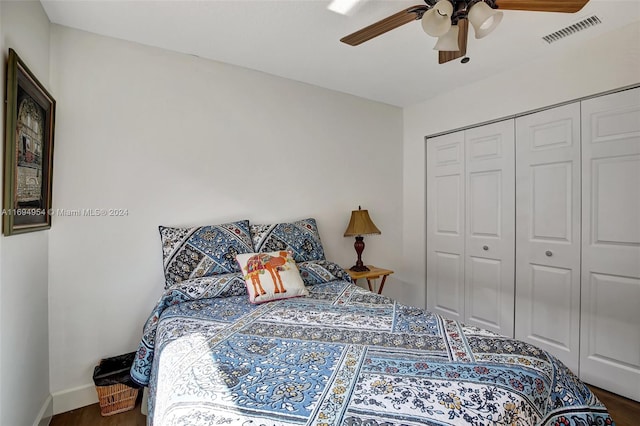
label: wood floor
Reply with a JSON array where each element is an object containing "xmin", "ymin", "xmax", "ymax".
[
  {"xmin": 50, "ymin": 385, "xmax": 639, "ymax": 426},
  {"xmin": 49, "ymin": 401, "xmax": 145, "ymax": 426},
  {"xmin": 588, "ymin": 386, "xmax": 640, "ymax": 426}
]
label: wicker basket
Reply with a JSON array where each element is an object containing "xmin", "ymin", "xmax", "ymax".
[{"xmin": 95, "ymin": 383, "xmax": 139, "ymax": 416}]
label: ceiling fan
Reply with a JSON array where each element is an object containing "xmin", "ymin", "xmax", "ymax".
[{"xmin": 340, "ymin": 0, "xmax": 590, "ymax": 64}]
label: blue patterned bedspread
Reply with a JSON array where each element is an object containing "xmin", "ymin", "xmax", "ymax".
[{"xmin": 131, "ymin": 264, "xmax": 613, "ymax": 426}]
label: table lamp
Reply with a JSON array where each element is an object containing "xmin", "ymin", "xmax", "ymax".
[{"xmin": 344, "ymin": 206, "xmax": 381, "ymax": 272}]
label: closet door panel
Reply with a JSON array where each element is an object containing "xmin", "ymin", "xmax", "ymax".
[
  {"xmin": 515, "ymin": 103, "xmax": 581, "ymax": 372},
  {"xmin": 464, "ymin": 120, "xmax": 515, "ymax": 337},
  {"xmin": 581, "ymin": 87, "xmax": 640, "ymax": 401},
  {"xmin": 427, "ymin": 131, "xmax": 465, "ymax": 321},
  {"xmin": 529, "ymin": 265, "xmax": 573, "ymax": 347}
]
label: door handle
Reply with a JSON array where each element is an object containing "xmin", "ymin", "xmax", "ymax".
[
  {"xmin": 545, "ymin": 250, "xmax": 553, "ymax": 257},
  {"xmin": 483, "ymin": 245, "xmax": 489, "ymax": 251}
]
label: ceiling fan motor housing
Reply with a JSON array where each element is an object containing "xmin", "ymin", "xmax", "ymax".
[{"xmin": 428, "ymin": 0, "xmax": 500, "ymax": 25}]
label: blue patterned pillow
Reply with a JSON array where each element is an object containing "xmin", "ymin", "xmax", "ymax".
[
  {"xmin": 160, "ymin": 220, "xmax": 254, "ymax": 288},
  {"xmin": 250, "ymin": 218, "xmax": 326, "ymax": 263},
  {"xmin": 298, "ymin": 260, "xmax": 353, "ymax": 285}
]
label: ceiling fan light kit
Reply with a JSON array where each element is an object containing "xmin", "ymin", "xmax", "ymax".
[{"xmin": 340, "ymin": 0, "xmax": 590, "ymax": 64}]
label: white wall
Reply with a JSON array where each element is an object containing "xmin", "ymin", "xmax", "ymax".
[
  {"xmin": 0, "ymin": 2, "xmax": 53, "ymax": 425},
  {"xmin": 0, "ymin": 3, "xmax": 6, "ymax": 420},
  {"xmin": 402, "ymin": 22, "xmax": 640, "ymax": 309},
  {"xmin": 47, "ymin": 25, "xmax": 403, "ymax": 411}
]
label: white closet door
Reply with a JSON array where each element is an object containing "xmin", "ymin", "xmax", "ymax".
[
  {"xmin": 580, "ymin": 87, "xmax": 640, "ymax": 401},
  {"xmin": 426, "ymin": 131, "xmax": 465, "ymax": 321},
  {"xmin": 464, "ymin": 121, "xmax": 515, "ymax": 337},
  {"xmin": 515, "ymin": 103, "xmax": 581, "ymax": 373}
]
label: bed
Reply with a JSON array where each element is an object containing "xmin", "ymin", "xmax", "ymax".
[{"xmin": 131, "ymin": 219, "xmax": 613, "ymax": 425}]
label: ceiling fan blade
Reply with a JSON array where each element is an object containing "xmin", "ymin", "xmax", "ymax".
[
  {"xmin": 495, "ymin": 0, "xmax": 589, "ymax": 13},
  {"xmin": 340, "ymin": 5, "xmax": 428, "ymax": 46},
  {"xmin": 439, "ymin": 19, "xmax": 468, "ymax": 64}
]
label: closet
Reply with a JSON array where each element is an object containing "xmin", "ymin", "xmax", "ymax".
[
  {"xmin": 579, "ymin": 89, "xmax": 640, "ymax": 400},
  {"xmin": 426, "ymin": 120, "xmax": 515, "ymax": 338},
  {"xmin": 425, "ymin": 87, "xmax": 640, "ymax": 401},
  {"xmin": 515, "ymin": 103, "xmax": 582, "ymax": 373}
]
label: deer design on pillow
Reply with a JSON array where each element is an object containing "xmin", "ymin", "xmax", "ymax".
[{"xmin": 243, "ymin": 251, "xmax": 291, "ymax": 296}]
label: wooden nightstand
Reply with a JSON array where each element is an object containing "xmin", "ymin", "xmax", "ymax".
[{"xmin": 346, "ymin": 265, "xmax": 394, "ymax": 294}]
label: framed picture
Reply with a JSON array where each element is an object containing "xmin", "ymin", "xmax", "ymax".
[{"xmin": 3, "ymin": 48, "xmax": 56, "ymax": 236}]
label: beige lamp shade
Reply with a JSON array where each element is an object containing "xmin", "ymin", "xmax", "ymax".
[
  {"xmin": 421, "ymin": 0, "xmax": 453, "ymax": 37},
  {"xmin": 344, "ymin": 208, "xmax": 381, "ymax": 237},
  {"xmin": 468, "ymin": 1, "xmax": 503, "ymax": 39},
  {"xmin": 434, "ymin": 25, "xmax": 460, "ymax": 51}
]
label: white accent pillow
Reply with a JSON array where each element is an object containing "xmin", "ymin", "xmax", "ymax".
[{"xmin": 236, "ymin": 251, "xmax": 309, "ymax": 304}]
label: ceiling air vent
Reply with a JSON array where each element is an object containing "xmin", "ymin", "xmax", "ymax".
[{"xmin": 542, "ymin": 15, "xmax": 602, "ymax": 44}]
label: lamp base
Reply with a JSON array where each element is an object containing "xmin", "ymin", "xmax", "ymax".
[
  {"xmin": 350, "ymin": 236, "xmax": 370, "ymax": 272},
  {"xmin": 349, "ymin": 264, "xmax": 370, "ymax": 272}
]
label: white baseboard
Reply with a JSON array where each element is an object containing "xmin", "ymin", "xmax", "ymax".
[
  {"xmin": 51, "ymin": 384, "xmax": 97, "ymax": 415},
  {"xmin": 33, "ymin": 395, "xmax": 53, "ymax": 426},
  {"xmin": 141, "ymin": 387, "xmax": 149, "ymax": 416}
]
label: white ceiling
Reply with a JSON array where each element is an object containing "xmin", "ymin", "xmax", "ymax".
[{"xmin": 41, "ymin": 0, "xmax": 640, "ymax": 107}]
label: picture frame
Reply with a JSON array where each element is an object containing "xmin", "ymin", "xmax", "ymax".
[{"xmin": 3, "ymin": 48, "xmax": 56, "ymax": 236}]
